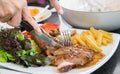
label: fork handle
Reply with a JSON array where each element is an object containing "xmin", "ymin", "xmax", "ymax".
[{"xmin": 58, "ymin": 14, "xmax": 62, "ymax": 22}]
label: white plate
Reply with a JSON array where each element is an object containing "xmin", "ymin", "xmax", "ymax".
[
  {"xmin": 0, "ymin": 27, "xmax": 120, "ymax": 74},
  {"xmin": 28, "ymin": 6, "xmax": 52, "ymax": 22},
  {"xmin": 0, "ymin": 69, "xmax": 25, "ymax": 74}
]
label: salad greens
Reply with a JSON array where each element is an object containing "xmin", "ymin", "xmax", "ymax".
[
  {"xmin": 0, "ymin": 28, "xmax": 51, "ymax": 67},
  {"xmin": 0, "ymin": 51, "xmax": 15, "ymax": 62},
  {"xmin": 0, "ymin": 45, "xmax": 15, "ymax": 62}
]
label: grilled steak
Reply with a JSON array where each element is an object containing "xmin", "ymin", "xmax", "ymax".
[
  {"xmin": 31, "ymin": 30, "xmax": 94, "ymax": 72},
  {"xmin": 51, "ymin": 45, "xmax": 94, "ymax": 72}
]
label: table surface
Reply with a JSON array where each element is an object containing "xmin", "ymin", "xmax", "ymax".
[{"xmin": 0, "ymin": 4, "xmax": 120, "ymax": 74}]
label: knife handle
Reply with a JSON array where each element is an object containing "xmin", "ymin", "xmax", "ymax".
[{"xmin": 20, "ymin": 20, "xmax": 34, "ymax": 32}]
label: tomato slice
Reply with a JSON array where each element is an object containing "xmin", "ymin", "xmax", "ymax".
[
  {"xmin": 21, "ymin": 32, "xmax": 31, "ymax": 35},
  {"xmin": 21, "ymin": 32, "xmax": 32, "ymax": 39},
  {"xmin": 41, "ymin": 22, "xmax": 59, "ymax": 31}
]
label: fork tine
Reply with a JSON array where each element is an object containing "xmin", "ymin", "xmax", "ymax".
[
  {"xmin": 67, "ymin": 31, "xmax": 72, "ymax": 46},
  {"xmin": 62, "ymin": 31, "xmax": 67, "ymax": 46},
  {"xmin": 60, "ymin": 31, "xmax": 72, "ymax": 46},
  {"xmin": 60, "ymin": 31, "xmax": 65, "ymax": 46},
  {"xmin": 64, "ymin": 31, "xmax": 70, "ymax": 46},
  {"xmin": 66, "ymin": 31, "xmax": 72, "ymax": 46}
]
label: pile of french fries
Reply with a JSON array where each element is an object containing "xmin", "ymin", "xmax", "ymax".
[{"xmin": 71, "ymin": 27, "xmax": 113, "ymax": 52}]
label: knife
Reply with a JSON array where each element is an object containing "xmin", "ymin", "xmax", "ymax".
[{"xmin": 20, "ymin": 20, "xmax": 62, "ymax": 47}]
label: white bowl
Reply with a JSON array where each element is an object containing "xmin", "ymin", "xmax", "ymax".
[{"xmin": 59, "ymin": 0, "xmax": 120, "ymax": 31}]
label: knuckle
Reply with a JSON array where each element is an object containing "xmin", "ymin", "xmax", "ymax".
[
  {"xmin": 9, "ymin": 9, "xmax": 15, "ymax": 15},
  {"xmin": 5, "ymin": 7, "xmax": 16, "ymax": 16},
  {"xmin": 0, "ymin": 14, "xmax": 5, "ymax": 18},
  {"xmin": 0, "ymin": 11, "xmax": 7, "ymax": 18},
  {"xmin": 15, "ymin": 5, "xmax": 21, "ymax": 11}
]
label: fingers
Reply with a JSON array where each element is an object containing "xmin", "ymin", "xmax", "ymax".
[
  {"xmin": 7, "ymin": 10, "xmax": 22, "ymax": 27},
  {"xmin": 0, "ymin": 0, "xmax": 16, "ymax": 23},
  {"xmin": 0, "ymin": 15, "xmax": 12, "ymax": 23},
  {"xmin": 6, "ymin": 0, "xmax": 23, "ymax": 27},
  {"xmin": 22, "ymin": 3, "xmax": 41, "ymax": 32},
  {"xmin": 50, "ymin": 0, "xmax": 63, "ymax": 14}
]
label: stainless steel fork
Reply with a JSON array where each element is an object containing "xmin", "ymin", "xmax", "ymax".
[{"xmin": 58, "ymin": 14, "xmax": 72, "ymax": 46}]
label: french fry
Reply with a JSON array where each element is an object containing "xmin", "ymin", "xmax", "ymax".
[
  {"xmin": 80, "ymin": 32, "xmax": 87, "ymax": 42},
  {"xmin": 77, "ymin": 34, "xmax": 87, "ymax": 46},
  {"xmin": 90, "ymin": 27, "xmax": 98, "ymax": 39},
  {"xmin": 71, "ymin": 35, "xmax": 78, "ymax": 45},
  {"xmin": 99, "ymin": 30, "xmax": 112, "ymax": 36},
  {"xmin": 103, "ymin": 34, "xmax": 112, "ymax": 40},
  {"xmin": 102, "ymin": 38, "xmax": 108, "ymax": 46},
  {"xmin": 70, "ymin": 27, "xmax": 113, "ymax": 52},
  {"xmin": 84, "ymin": 34, "xmax": 102, "ymax": 52},
  {"xmin": 105, "ymin": 37, "xmax": 113, "ymax": 43},
  {"xmin": 71, "ymin": 34, "xmax": 87, "ymax": 46},
  {"xmin": 85, "ymin": 31, "xmax": 98, "ymax": 46},
  {"xmin": 96, "ymin": 30, "xmax": 103, "ymax": 46},
  {"xmin": 99, "ymin": 30, "xmax": 112, "ymax": 39}
]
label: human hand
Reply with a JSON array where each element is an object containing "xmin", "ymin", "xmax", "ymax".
[
  {"xmin": 50, "ymin": 0, "xmax": 63, "ymax": 14},
  {"xmin": 0, "ymin": 0, "xmax": 40, "ymax": 32}
]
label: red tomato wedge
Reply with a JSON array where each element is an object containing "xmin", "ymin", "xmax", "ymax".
[
  {"xmin": 21, "ymin": 32, "xmax": 32, "ymax": 39},
  {"xmin": 21, "ymin": 32, "xmax": 31, "ymax": 35},
  {"xmin": 41, "ymin": 22, "xmax": 59, "ymax": 31}
]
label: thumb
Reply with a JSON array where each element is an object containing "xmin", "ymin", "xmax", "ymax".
[{"xmin": 50, "ymin": 0, "xmax": 63, "ymax": 14}]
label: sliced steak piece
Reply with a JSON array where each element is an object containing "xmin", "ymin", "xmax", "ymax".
[
  {"xmin": 57, "ymin": 61, "xmax": 74, "ymax": 72},
  {"xmin": 51, "ymin": 45, "xmax": 94, "ymax": 72}
]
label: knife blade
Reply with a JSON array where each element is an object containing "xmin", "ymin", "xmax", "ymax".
[{"xmin": 20, "ymin": 20, "xmax": 62, "ymax": 47}]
